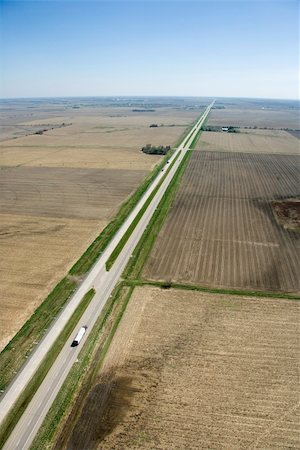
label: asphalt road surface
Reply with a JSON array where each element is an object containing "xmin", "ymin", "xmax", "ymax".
[{"xmin": 1, "ymin": 101, "xmax": 214, "ymax": 449}]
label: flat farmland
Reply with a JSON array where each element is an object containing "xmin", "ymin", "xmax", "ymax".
[
  {"xmin": 143, "ymin": 151, "xmax": 300, "ymax": 293},
  {"xmin": 59, "ymin": 286, "xmax": 300, "ymax": 449},
  {"xmin": 0, "ymin": 109, "xmax": 199, "ymax": 170},
  {"xmin": 208, "ymin": 107, "xmax": 300, "ymax": 129},
  {"xmin": 0, "ymin": 166, "xmax": 147, "ymax": 220},
  {"xmin": 197, "ymin": 130, "xmax": 299, "ymax": 154},
  {"xmin": 0, "ymin": 166, "xmax": 146, "ymax": 349},
  {"xmin": 0, "ymin": 101, "xmax": 201, "ymax": 350},
  {"xmin": 0, "ymin": 214, "xmax": 106, "ymax": 350}
]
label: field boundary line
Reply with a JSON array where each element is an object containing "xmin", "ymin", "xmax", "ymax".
[{"xmin": 125, "ymin": 279, "xmax": 300, "ymax": 301}]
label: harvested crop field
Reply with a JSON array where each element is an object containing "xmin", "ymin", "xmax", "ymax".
[
  {"xmin": 0, "ymin": 214, "xmax": 106, "ymax": 350},
  {"xmin": 144, "ymin": 151, "xmax": 300, "ymax": 293},
  {"xmin": 0, "ymin": 166, "xmax": 147, "ymax": 220},
  {"xmin": 197, "ymin": 130, "xmax": 299, "ymax": 154},
  {"xmin": 0, "ymin": 165, "xmax": 146, "ymax": 349},
  {"xmin": 208, "ymin": 107, "xmax": 300, "ymax": 129},
  {"xmin": 60, "ymin": 286, "xmax": 300, "ymax": 449},
  {"xmin": 0, "ymin": 100, "xmax": 201, "ymax": 350},
  {"xmin": 0, "ymin": 109, "xmax": 199, "ymax": 170}
]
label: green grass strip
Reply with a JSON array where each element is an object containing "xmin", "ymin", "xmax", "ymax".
[
  {"xmin": 30, "ymin": 283, "xmax": 133, "ymax": 450},
  {"xmin": 0, "ymin": 288, "xmax": 95, "ymax": 449},
  {"xmin": 105, "ymin": 151, "xmax": 181, "ymax": 271},
  {"xmin": 188, "ymin": 127, "xmax": 203, "ymax": 149},
  {"xmin": 0, "ymin": 277, "xmax": 77, "ymax": 392},
  {"xmin": 123, "ymin": 150, "xmax": 192, "ymax": 280},
  {"xmin": 125, "ymin": 279, "xmax": 300, "ymax": 301},
  {"xmin": 69, "ymin": 149, "xmax": 174, "ymax": 277},
  {"xmin": 173, "ymin": 116, "xmax": 200, "ymax": 148}
]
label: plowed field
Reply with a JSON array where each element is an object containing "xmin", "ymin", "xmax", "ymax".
[
  {"xmin": 208, "ymin": 107, "xmax": 300, "ymax": 129},
  {"xmin": 197, "ymin": 130, "xmax": 298, "ymax": 154},
  {"xmin": 61, "ymin": 286, "xmax": 300, "ymax": 449},
  {"xmin": 144, "ymin": 151, "xmax": 300, "ymax": 293}
]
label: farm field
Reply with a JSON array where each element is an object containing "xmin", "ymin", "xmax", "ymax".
[
  {"xmin": 58, "ymin": 286, "xmax": 300, "ymax": 450},
  {"xmin": 197, "ymin": 129, "xmax": 299, "ymax": 154},
  {"xmin": 0, "ymin": 99, "xmax": 202, "ymax": 350},
  {"xmin": 0, "ymin": 214, "xmax": 106, "ymax": 351},
  {"xmin": 0, "ymin": 166, "xmax": 146, "ymax": 350},
  {"xmin": 0, "ymin": 111, "xmax": 199, "ymax": 170},
  {"xmin": 208, "ymin": 106, "xmax": 299, "ymax": 129},
  {"xmin": 143, "ymin": 150, "xmax": 300, "ymax": 293}
]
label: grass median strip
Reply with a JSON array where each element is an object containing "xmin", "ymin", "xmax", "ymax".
[
  {"xmin": 69, "ymin": 148, "xmax": 174, "ymax": 277},
  {"xmin": 0, "ymin": 277, "xmax": 77, "ymax": 392},
  {"xmin": 30, "ymin": 283, "xmax": 133, "ymax": 450},
  {"xmin": 0, "ymin": 288, "xmax": 95, "ymax": 449},
  {"xmin": 105, "ymin": 151, "xmax": 181, "ymax": 271},
  {"xmin": 188, "ymin": 127, "xmax": 203, "ymax": 149}
]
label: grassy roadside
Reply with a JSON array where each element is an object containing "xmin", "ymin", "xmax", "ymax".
[
  {"xmin": 188, "ymin": 126, "xmax": 203, "ymax": 149},
  {"xmin": 105, "ymin": 151, "xmax": 181, "ymax": 271},
  {"xmin": 69, "ymin": 148, "xmax": 174, "ymax": 276},
  {"xmin": 123, "ymin": 151, "xmax": 192, "ymax": 280},
  {"xmin": 0, "ymin": 288, "xmax": 95, "ymax": 449},
  {"xmin": 125, "ymin": 279, "xmax": 300, "ymax": 301},
  {"xmin": 0, "ymin": 277, "xmax": 77, "ymax": 392},
  {"xmin": 173, "ymin": 115, "xmax": 200, "ymax": 148},
  {"xmin": 30, "ymin": 283, "xmax": 133, "ymax": 450},
  {"xmin": 188, "ymin": 111, "xmax": 211, "ymax": 149}
]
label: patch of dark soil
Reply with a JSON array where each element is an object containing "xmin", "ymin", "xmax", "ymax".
[{"xmin": 272, "ymin": 198, "xmax": 300, "ymax": 232}]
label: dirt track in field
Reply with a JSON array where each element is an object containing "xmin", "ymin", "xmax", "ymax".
[
  {"xmin": 61, "ymin": 286, "xmax": 300, "ymax": 450},
  {"xmin": 143, "ymin": 151, "xmax": 300, "ymax": 293},
  {"xmin": 197, "ymin": 130, "xmax": 298, "ymax": 154}
]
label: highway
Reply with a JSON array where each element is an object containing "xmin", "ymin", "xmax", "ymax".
[{"xmin": 1, "ymin": 101, "xmax": 214, "ymax": 449}]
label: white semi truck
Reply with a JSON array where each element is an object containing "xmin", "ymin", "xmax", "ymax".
[{"xmin": 71, "ymin": 326, "xmax": 87, "ymax": 347}]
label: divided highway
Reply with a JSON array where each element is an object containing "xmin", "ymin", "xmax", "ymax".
[{"xmin": 1, "ymin": 101, "xmax": 214, "ymax": 449}]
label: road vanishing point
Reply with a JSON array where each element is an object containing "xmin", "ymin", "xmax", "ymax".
[{"xmin": 1, "ymin": 101, "xmax": 215, "ymax": 449}]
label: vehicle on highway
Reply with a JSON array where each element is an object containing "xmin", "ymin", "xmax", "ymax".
[{"xmin": 71, "ymin": 326, "xmax": 87, "ymax": 347}]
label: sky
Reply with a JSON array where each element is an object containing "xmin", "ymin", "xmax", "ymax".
[{"xmin": 0, "ymin": 0, "xmax": 299, "ymax": 99}]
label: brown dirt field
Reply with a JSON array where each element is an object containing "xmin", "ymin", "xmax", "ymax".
[
  {"xmin": 61, "ymin": 286, "xmax": 300, "ymax": 450},
  {"xmin": 0, "ymin": 214, "xmax": 107, "ymax": 350},
  {"xmin": 0, "ymin": 166, "xmax": 147, "ymax": 220},
  {"xmin": 0, "ymin": 166, "xmax": 146, "ymax": 349},
  {"xmin": 197, "ymin": 130, "xmax": 299, "ymax": 155},
  {"xmin": 0, "ymin": 146, "xmax": 161, "ymax": 170},
  {"xmin": 208, "ymin": 107, "xmax": 300, "ymax": 129},
  {"xmin": 0, "ymin": 110, "xmax": 199, "ymax": 169},
  {"xmin": 144, "ymin": 151, "xmax": 300, "ymax": 293},
  {"xmin": 272, "ymin": 199, "xmax": 300, "ymax": 232}
]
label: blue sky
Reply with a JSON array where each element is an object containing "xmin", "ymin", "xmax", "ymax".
[{"xmin": 0, "ymin": 0, "xmax": 298, "ymax": 99}]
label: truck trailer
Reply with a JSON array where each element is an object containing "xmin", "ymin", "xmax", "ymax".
[{"xmin": 71, "ymin": 326, "xmax": 87, "ymax": 347}]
